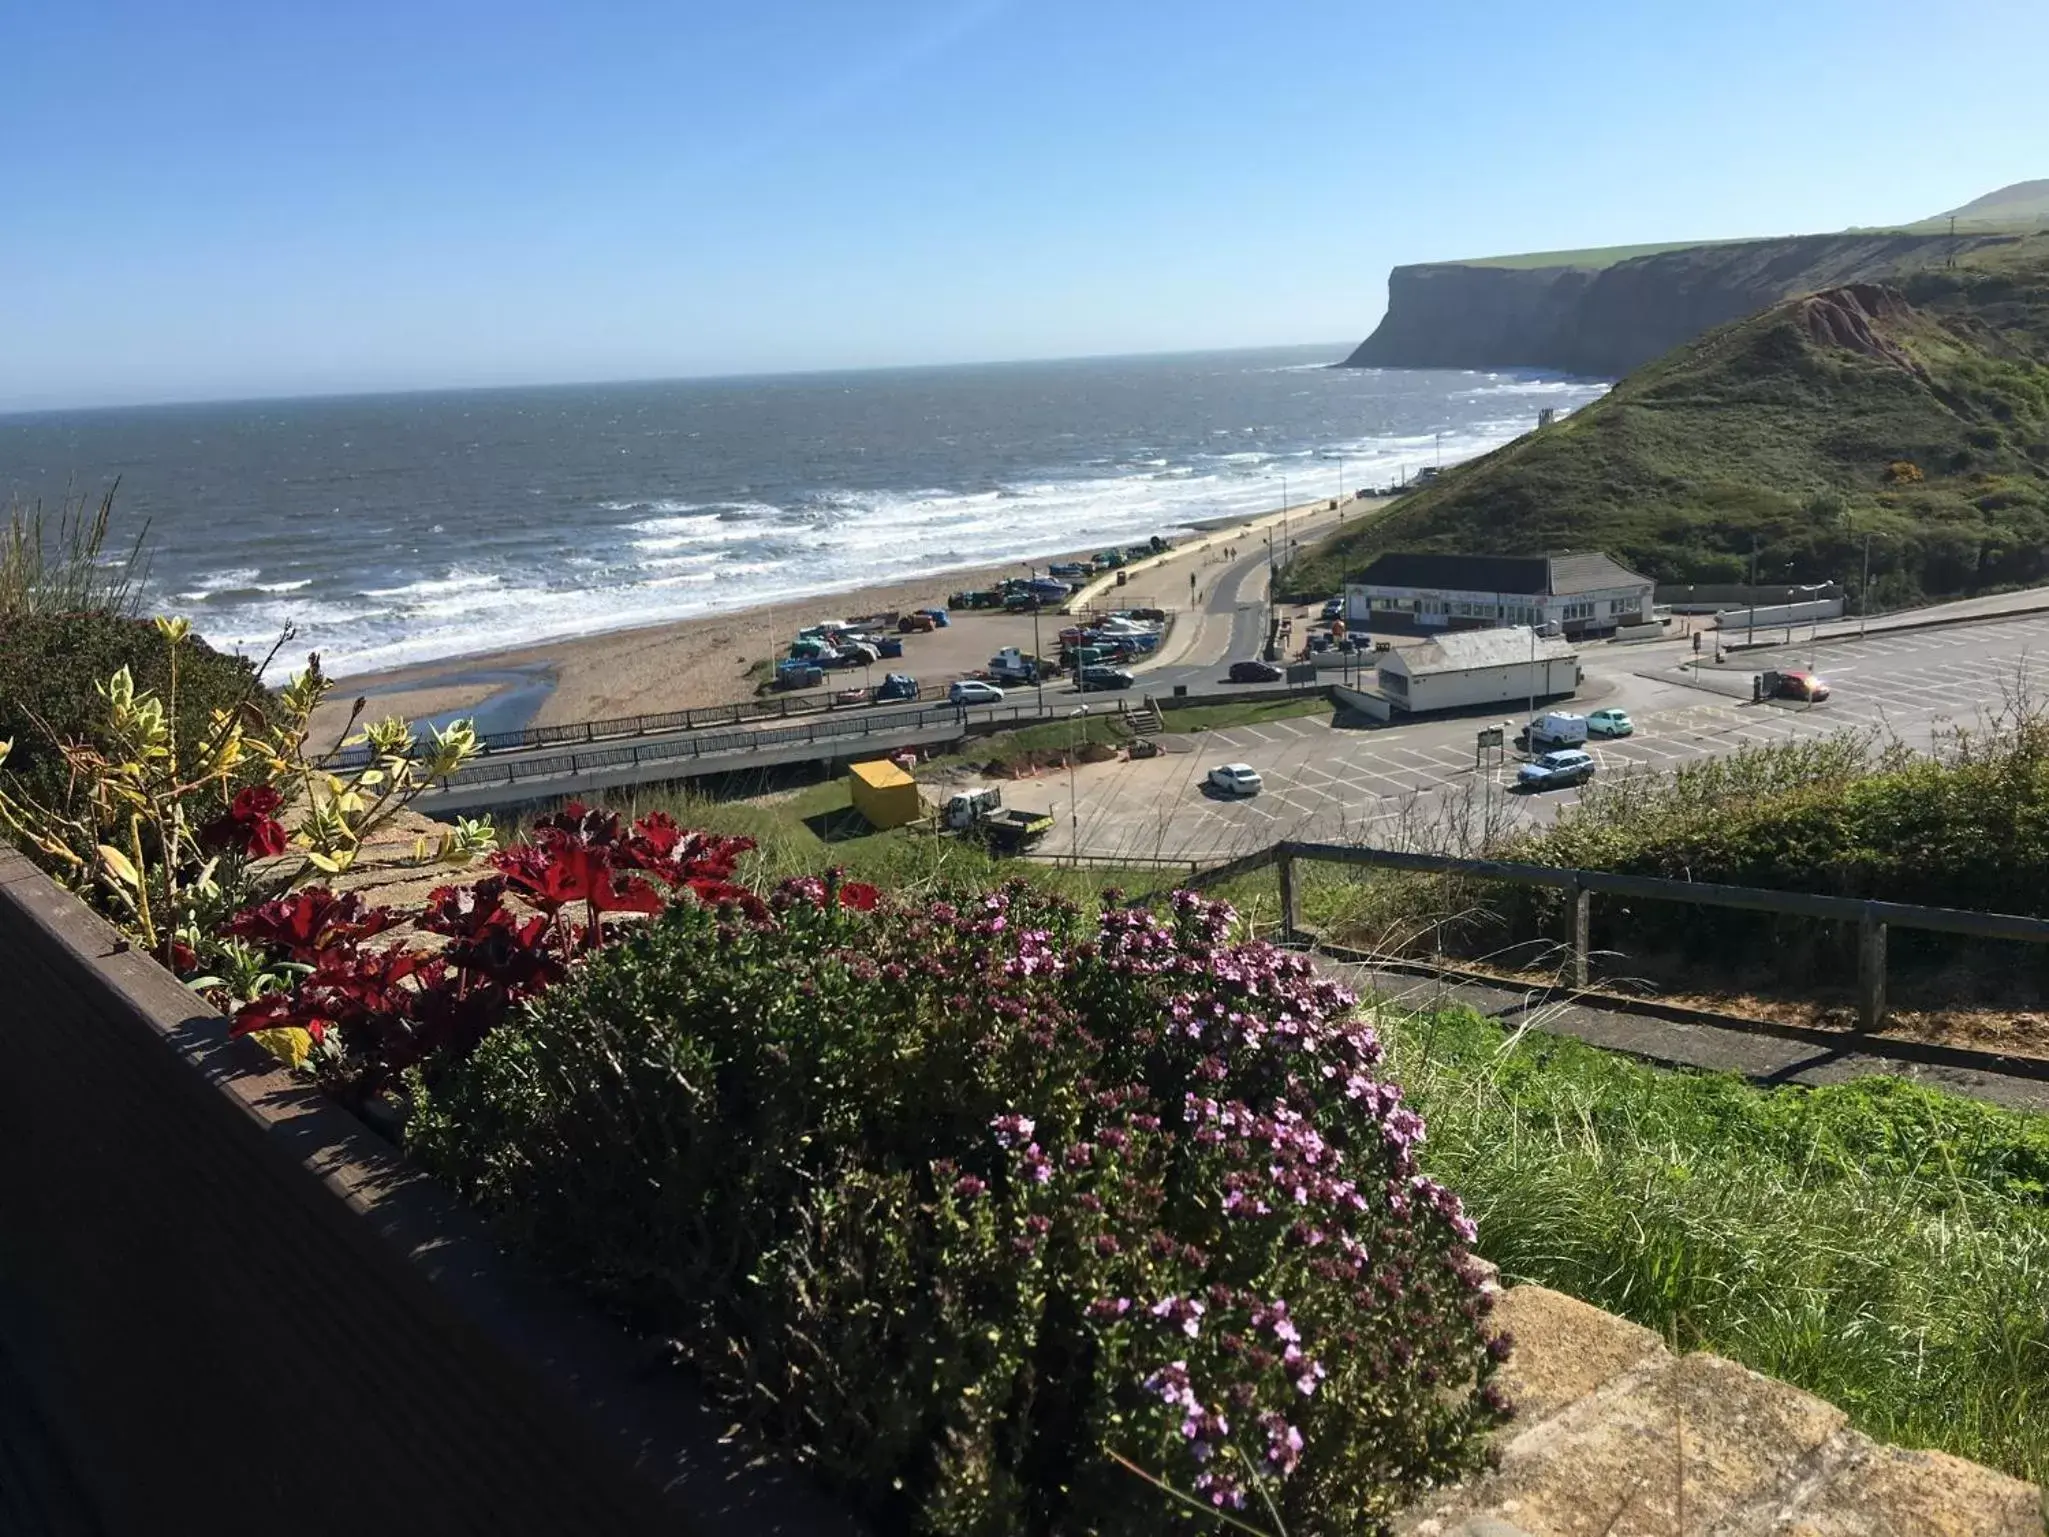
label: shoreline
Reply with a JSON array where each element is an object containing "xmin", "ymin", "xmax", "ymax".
[{"xmin": 314, "ymin": 497, "xmax": 1380, "ymax": 742}]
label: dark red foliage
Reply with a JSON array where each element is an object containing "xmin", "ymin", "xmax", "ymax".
[
  {"xmin": 198, "ymin": 784, "xmax": 291, "ymax": 860},
  {"xmin": 223, "ymin": 811, "xmax": 757, "ymax": 1097},
  {"xmin": 224, "ymin": 887, "xmax": 396, "ymax": 961}
]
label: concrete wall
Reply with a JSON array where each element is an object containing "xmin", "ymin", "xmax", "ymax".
[
  {"xmin": 1331, "ymin": 682, "xmax": 1394, "ymax": 721},
  {"xmin": 0, "ymin": 845, "xmax": 718, "ymax": 1536},
  {"xmin": 1714, "ymin": 598, "xmax": 1845, "ymax": 630}
]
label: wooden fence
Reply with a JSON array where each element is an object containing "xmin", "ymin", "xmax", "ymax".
[{"xmin": 1192, "ymin": 839, "xmax": 2049, "ymax": 1029}]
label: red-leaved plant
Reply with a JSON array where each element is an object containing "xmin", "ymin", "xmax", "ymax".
[{"xmin": 224, "ymin": 802, "xmax": 756, "ymax": 1097}]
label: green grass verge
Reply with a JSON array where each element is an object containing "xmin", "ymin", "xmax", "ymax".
[{"xmin": 1386, "ymin": 1005, "xmax": 2049, "ymax": 1482}]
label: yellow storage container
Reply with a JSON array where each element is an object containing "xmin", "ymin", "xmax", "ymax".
[{"xmin": 847, "ymin": 759, "xmax": 924, "ymax": 830}]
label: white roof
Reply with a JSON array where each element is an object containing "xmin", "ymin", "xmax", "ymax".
[{"xmin": 1381, "ymin": 626, "xmax": 1578, "ymax": 676}]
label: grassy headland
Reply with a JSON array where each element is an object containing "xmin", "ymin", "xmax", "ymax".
[
  {"xmin": 1297, "ymin": 239, "xmax": 2049, "ymax": 607},
  {"xmin": 1457, "ymin": 238, "xmax": 1737, "ymax": 271}
]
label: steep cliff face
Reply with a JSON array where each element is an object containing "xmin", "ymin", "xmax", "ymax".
[
  {"xmin": 1345, "ymin": 232, "xmax": 2012, "ymax": 377},
  {"xmin": 1340, "ymin": 263, "xmax": 1594, "ymax": 372}
]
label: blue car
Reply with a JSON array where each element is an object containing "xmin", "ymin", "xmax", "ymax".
[{"xmin": 1516, "ymin": 749, "xmax": 1597, "ymax": 792}]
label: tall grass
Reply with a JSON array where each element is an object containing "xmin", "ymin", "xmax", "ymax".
[
  {"xmin": 1, "ymin": 483, "xmax": 151, "ymax": 622},
  {"xmin": 1386, "ymin": 1005, "xmax": 2049, "ymax": 1482}
]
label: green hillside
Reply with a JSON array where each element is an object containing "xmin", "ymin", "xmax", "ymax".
[{"xmin": 1290, "ymin": 239, "xmax": 2049, "ymax": 606}]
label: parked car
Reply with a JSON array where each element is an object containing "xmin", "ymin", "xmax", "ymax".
[
  {"xmin": 1077, "ymin": 666, "xmax": 1135, "ymax": 692},
  {"xmin": 1321, "ymin": 597, "xmax": 1345, "ymax": 621},
  {"xmin": 1514, "ymin": 711, "xmax": 1589, "ymax": 751},
  {"xmin": 1206, "ymin": 763, "xmax": 1264, "ymax": 797},
  {"xmin": 1516, "ymin": 749, "xmax": 1597, "ymax": 792},
  {"xmin": 1775, "ymin": 670, "xmax": 1831, "ymax": 702},
  {"xmin": 1229, "ymin": 659, "xmax": 1285, "ymax": 683},
  {"xmin": 871, "ymin": 672, "xmax": 920, "ymax": 703},
  {"xmin": 948, "ymin": 679, "xmax": 1005, "ymax": 706},
  {"xmin": 1586, "ymin": 708, "xmax": 1634, "ymax": 738}
]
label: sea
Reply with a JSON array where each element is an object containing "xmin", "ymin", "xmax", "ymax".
[{"xmin": 0, "ymin": 346, "xmax": 1606, "ymax": 679}]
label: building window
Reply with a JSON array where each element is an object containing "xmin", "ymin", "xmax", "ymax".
[{"xmin": 1559, "ymin": 600, "xmax": 1595, "ymax": 622}]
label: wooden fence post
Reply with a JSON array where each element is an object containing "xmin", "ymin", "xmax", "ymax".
[
  {"xmin": 1858, "ymin": 909, "xmax": 1888, "ymax": 1030},
  {"xmin": 1570, "ymin": 880, "xmax": 1591, "ymax": 989},
  {"xmin": 1278, "ymin": 853, "xmax": 1299, "ymax": 945}
]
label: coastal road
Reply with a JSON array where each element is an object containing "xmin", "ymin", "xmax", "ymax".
[{"xmin": 1034, "ymin": 608, "xmax": 2049, "ymax": 866}]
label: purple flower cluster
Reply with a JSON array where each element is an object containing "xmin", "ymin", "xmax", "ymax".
[{"xmin": 954, "ymin": 887, "xmax": 1501, "ymax": 1521}]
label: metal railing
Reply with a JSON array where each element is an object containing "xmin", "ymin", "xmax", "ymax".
[
  {"xmin": 1191, "ymin": 839, "xmax": 2049, "ymax": 1030},
  {"xmin": 431, "ymin": 696, "xmax": 1139, "ymax": 793}
]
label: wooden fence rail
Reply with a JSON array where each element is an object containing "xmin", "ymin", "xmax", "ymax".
[{"xmin": 1190, "ymin": 839, "xmax": 2049, "ymax": 1029}]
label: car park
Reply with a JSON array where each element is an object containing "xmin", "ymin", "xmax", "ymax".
[
  {"xmin": 1206, "ymin": 763, "xmax": 1264, "ymax": 796},
  {"xmin": 1587, "ymin": 708, "xmax": 1634, "ymax": 737},
  {"xmin": 949, "ymin": 679, "xmax": 1005, "ymax": 706},
  {"xmin": 1228, "ymin": 659, "xmax": 1284, "ymax": 683},
  {"xmin": 1516, "ymin": 749, "xmax": 1597, "ymax": 792}
]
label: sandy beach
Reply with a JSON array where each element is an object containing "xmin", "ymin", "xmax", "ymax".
[{"xmin": 314, "ymin": 498, "xmax": 1375, "ymax": 743}]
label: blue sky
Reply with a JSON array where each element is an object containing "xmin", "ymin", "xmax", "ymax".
[{"xmin": 4, "ymin": 0, "xmax": 2045, "ymax": 410}]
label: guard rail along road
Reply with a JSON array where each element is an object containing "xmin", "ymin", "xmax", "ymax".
[{"xmin": 1193, "ymin": 838, "xmax": 2049, "ymax": 1030}]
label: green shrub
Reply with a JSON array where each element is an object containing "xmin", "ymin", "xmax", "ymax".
[
  {"xmin": 409, "ymin": 882, "xmax": 1504, "ymax": 1535},
  {"xmin": 0, "ymin": 612, "xmax": 268, "ymax": 810}
]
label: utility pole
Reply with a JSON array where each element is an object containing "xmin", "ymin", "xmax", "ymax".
[
  {"xmin": 1069, "ymin": 706, "xmax": 1087, "ymax": 865},
  {"xmin": 1281, "ymin": 472, "xmax": 1290, "ymax": 562},
  {"xmin": 1859, "ymin": 534, "xmax": 1873, "ymax": 639},
  {"xmin": 1335, "ymin": 454, "xmax": 1345, "ymax": 511}
]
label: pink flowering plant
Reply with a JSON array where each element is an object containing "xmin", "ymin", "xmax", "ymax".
[{"xmin": 407, "ymin": 878, "xmax": 1507, "ymax": 1535}]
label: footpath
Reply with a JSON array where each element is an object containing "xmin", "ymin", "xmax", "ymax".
[{"xmin": 1334, "ymin": 960, "xmax": 2049, "ymax": 1114}]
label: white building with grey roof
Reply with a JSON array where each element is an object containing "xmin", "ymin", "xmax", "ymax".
[{"xmin": 1344, "ymin": 551, "xmax": 1654, "ymax": 639}]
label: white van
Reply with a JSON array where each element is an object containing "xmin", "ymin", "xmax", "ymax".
[{"xmin": 1517, "ymin": 711, "xmax": 1589, "ymax": 750}]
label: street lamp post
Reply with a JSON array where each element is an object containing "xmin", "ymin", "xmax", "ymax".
[
  {"xmin": 1024, "ymin": 563, "xmax": 1046, "ymax": 714},
  {"xmin": 1525, "ymin": 622, "xmax": 1537, "ymax": 746},
  {"xmin": 1264, "ymin": 530, "xmax": 1277, "ymax": 661}
]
